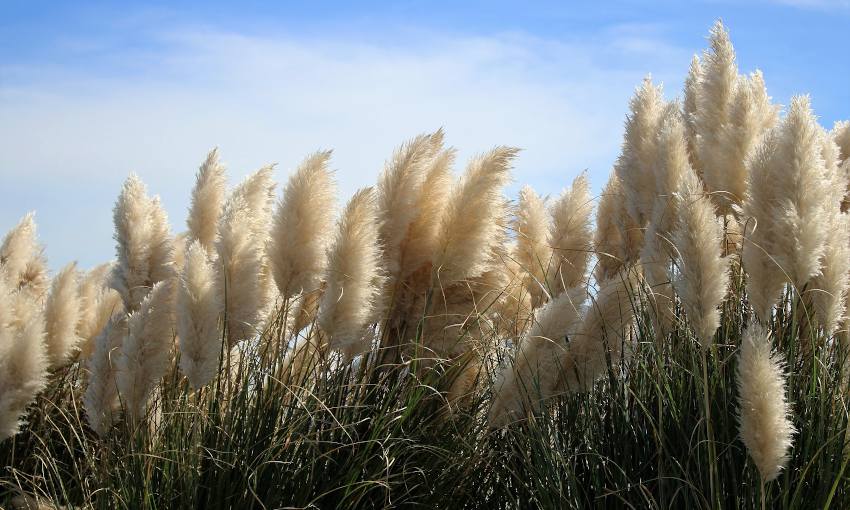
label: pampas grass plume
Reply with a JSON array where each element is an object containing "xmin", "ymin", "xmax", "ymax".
[
  {"xmin": 318, "ymin": 188, "xmax": 384, "ymax": 359},
  {"xmin": 269, "ymin": 150, "xmax": 336, "ymax": 300},
  {"xmin": 43, "ymin": 262, "xmax": 81, "ymax": 367},
  {"xmin": 117, "ymin": 280, "xmax": 174, "ymax": 423},
  {"xmin": 434, "ymin": 147, "xmax": 518, "ymax": 283},
  {"xmin": 513, "ymin": 185, "xmax": 550, "ymax": 308},
  {"xmin": 187, "ymin": 148, "xmax": 227, "ymax": 253},
  {"xmin": 547, "ymin": 173, "xmax": 593, "ymax": 296},
  {"xmin": 178, "ymin": 241, "xmax": 223, "ymax": 389},
  {"xmin": 737, "ymin": 323, "xmax": 795, "ymax": 482},
  {"xmin": 0, "ymin": 277, "xmax": 48, "ymax": 441},
  {"xmin": 489, "ymin": 286, "xmax": 586, "ymax": 427},
  {"xmin": 83, "ymin": 315, "xmax": 127, "ymax": 436},
  {"xmin": 672, "ymin": 167, "xmax": 730, "ymax": 346}
]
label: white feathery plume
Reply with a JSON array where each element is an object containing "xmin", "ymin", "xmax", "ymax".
[
  {"xmin": 557, "ymin": 271, "xmax": 639, "ymax": 392},
  {"xmin": 0, "ymin": 213, "xmax": 49, "ymax": 298},
  {"xmin": 810, "ymin": 212, "xmax": 850, "ymax": 334},
  {"xmin": 0, "ymin": 276, "xmax": 48, "ymax": 441},
  {"xmin": 547, "ymin": 173, "xmax": 594, "ymax": 297},
  {"xmin": 269, "ymin": 150, "xmax": 336, "ymax": 300},
  {"xmin": 229, "ymin": 165, "xmax": 276, "ymax": 239},
  {"xmin": 832, "ymin": 120, "xmax": 850, "ymax": 163},
  {"xmin": 147, "ymin": 196, "xmax": 175, "ymax": 285},
  {"xmin": 433, "ymin": 147, "xmax": 518, "ymax": 283},
  {"xmin": 400, "ymin": 144, "xmax": 455, "ymax": 280},
  {"xmin": 43, "ymin": 262, "xmax": 81, "ymax": 367},
  {"xmin": 737, "ymin": 323, "xmax": 795, "ymax": 482},
  {"xmin": 594, "ymin": 172, "xmax": 643, "ymax": 281},
  {"xmin": 77, "ymin": 264, "xmax": 122, "ymax": 360},
  {"xmin": 110, "ymin": 174, "xmax": 173, "ymax": 311},
  {"xmin": 672, "ymin": 167, "xmax": 730, "ymax": 346},
  {"xmin": 318, "ymin": 188, "xmax": 384, "ymax": 359},
  {"xmin": 177, "ymin": 241, "xmax": 223, "ymax": 389},
  {"xmin": 489, "ymin": 287, "xmax": 586, "ymax": 427},
  {"xmin": 513, "ymin": 185, "xmax": 550, "ymax": 309},
  {"xmin": 116, "ymin": 280, "xmax": 174, "ymax": 423},
  {"xmin": 765, "ymin": 97, "xmax": 831, "ymax": 288},
  {"xmin": 377, "ymin": 132, "xmax": 436, "ymax": 286},
  {"xmin": 83, "ymin": 315, "xmax": 127, "ymax": 436},
  {"xmin": 695, "ymin": 21, "xmax": 738, "ymax": 208},
  {"xmin": 711, "ymin": 71, "xmax": 779, "ymax": 213},
  {"xmin": 616, "ymin": 77, "xmax": 665, "ymax": 227},
  {"xmin": 187, "ymin": 148, "xmax": 227, "ymax": 253},
  {"xmin": 683, "ymin": 55, "xmax": 702, "ymax": 169},
  {"xmin": 216, "ymin": 195, "xmax": 267, "ymax": 345},
  {"xmin": 742, "ymin": 131, "xmax": 786, "ymax": 321}
]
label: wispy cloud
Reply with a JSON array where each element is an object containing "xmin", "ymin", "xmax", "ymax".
[{"xmin": 0, "ymin": 25, "xmax": 690, "ymax": 269}]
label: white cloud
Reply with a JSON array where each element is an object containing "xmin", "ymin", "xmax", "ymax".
[{"xmin": 0, "ymin": 26, "xmax": 690, "ymax": 269}]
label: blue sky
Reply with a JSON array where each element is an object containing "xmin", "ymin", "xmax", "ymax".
[{"xmin": 1, "ymin": 0, "xmax": 849, "ymax": 269}]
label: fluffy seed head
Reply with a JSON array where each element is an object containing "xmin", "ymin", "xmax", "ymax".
[
  {"xmin": 83, "ymin": 315, "xmax": 128, "ymax": 436},
  {"xmin": 178, "ymin": 241, "xmax": 223, "ymax": 389},
  {"xmin": 318, "ymin": 188, "xmax": 384, "ymax": 359},
  {"xmin": 187, "ymin": 148, "xmax": 227, "ymax": 253},
  {"xmin": 737, "ymin": 323, "xmax": 795, "ymax": 482},
  {"xmin": 434, "ymin": 147, "xmax": 518, "ymax": 283},
  {"xmin": 513, "ymin": 185, "xmax": 550, "ymax": 308},
  {"xmin": 269, "ymin": 150, "xmax": 336, "ymax": 300},
  {"xmin": 43, "ymin": 262, "xmax": 81, "ymax": 367}
]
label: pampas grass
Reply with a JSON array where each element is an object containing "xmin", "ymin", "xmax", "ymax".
[
  {"xmin": 0, "ymin": 275, "xmax": 48, "ymax": 441},
  {"xmin": 737, "ymin": 323, "xmax": 795, "ymax": 483},
  {"xmin": 489, "ymin": 286, "xmax": 586, "ymax": 426},
  {"xmin": 546, "ymin": 173, "xmax": 593, "ymax": 297},
  {"xmin": 116, "ymin": 280, "xmax": 174, "ymax": 423},
  {"xmin": 5, "ymin": 22, "xmax": 850, "ymax": 509},
  {"xmin": 513, "ymin": 185, "xmax": 550, "ymax": 308},
  {"xmin": 187, "ymin": 148, "xmax": 227, "ymax": 253},
  {"xmin": 318, "ymin": 188, "xmax": 384, "ymax": 359},
  {"xmin": 42, "ymin": 262, "xmax": 81, "ymax": 368},
  {"xmin": 269, "ymin": 151, "xmax": 336, "ymax": 300},
  {"xmin": 672, "ymin": 167, "xmax": 729, "ymax": 346},
  {"xmin": 177, "ymin": 241, "xmax": 223, "ymax": 389},
  {"xmin": 82, "ymin": 315, "xmax": 127, "ymax": 436},
  {"xmin": 433, "ymin": 147, "xmax": 518, "ymax": 283}
]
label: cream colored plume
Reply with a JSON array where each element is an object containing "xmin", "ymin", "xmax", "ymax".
[
  {"xmin": 737, "ymin": 323, "xmax": 795, "ymax": 482},
  {"xmin": 694, "ymin": 21, "xmax": 738, "ymax": 208},
  {"xmin": 110, "ymin": 174, "xmax": 174, "ymax": 311},
  {"xmin": 187, "ymin": 148, "xmax": 227, "ymax": 253},
  {"xmin": 547, "ymin": 173, "xmax": 593, "ymax": 297},
  {"xmin": 229, "ymin": 165, "xmax": 276, "ymax": 239},
  {"xmin": 43, "ymin": 262, "xmax": 81, "ymax": 367},
  {"xmin": 594, "ymin": 172, "xmax": 642, "ymax": 281},
  {"xmin": 269, "ymin": 150, "xmax": 336, "ymax": 300},
  {"xmin": 672, "ymin": 167, "xmax": 730, "ymax": 346},
  {"xmin": 489, "ymin": 286, "xmax": 586, "ymax": 427},
  {"xmin": 832, "ymin": 120, "xmax": 850, "ymax": 163},
  {"xmin": 216, "ymin": 195, "xmax": 268, "ymax": 344},
  {"xmin": 0, "ymin": 277, "xmax": 48, "ymax": 441},
  {"xmin": 0, "ymin": 213, "xmax": 49, "ymax": 298},
  {"xmin": 742, "ymin": 132, "xmax": 786, "ymax": 321},
  {"xmin": 376, "ymin": 132, "xmax": 437, "ymax": 286},
  {"xmin": 616, "ymin": 77, "xmax": 665, "ymax": 227},
  {"xmin": 433, "ymin": 147, "xmax": 518, "ymax": 284},
  {"xmin": 513, "ymin": 185, "xmax": 550, "ymax": 309},
  {"xmin": 116, "ymin": 280, "xmax": 174, "ymax": 423},
  {"xmin": 318, "ymin": 188, "xmax": 384, "ymax": 359},
  {"xmin": 77, "ymin": 264, "xmax": 122, "ymax": 360},
  {"xmin": 557, "ymin": 271, "xmax": 639, "ymax": 392},
  {"xmin": 711, "ymin": 71, "xmax": 778, "ymax": 213},
  {"xmin": 810, "ymin": 212, "xmax": 850, "ymax": 334},
  {"xmin": 398, "ymin": 144, "xmax": 455, "ymax": 282},
  {"xmin": 177, "ymin": 241, "xmax": 223, "ymax": 389},
  {"xmin": 683, "ymin": 55, "xmax": 702, "ymax": 169},
  {"xmin": 83, "ymin": 315, "xmax": 127, "ymax": 436}
]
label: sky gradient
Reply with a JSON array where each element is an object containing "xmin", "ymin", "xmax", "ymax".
[{"xmin": 1, "ymin": 0, "xmax": 849, "ymax": 269}]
